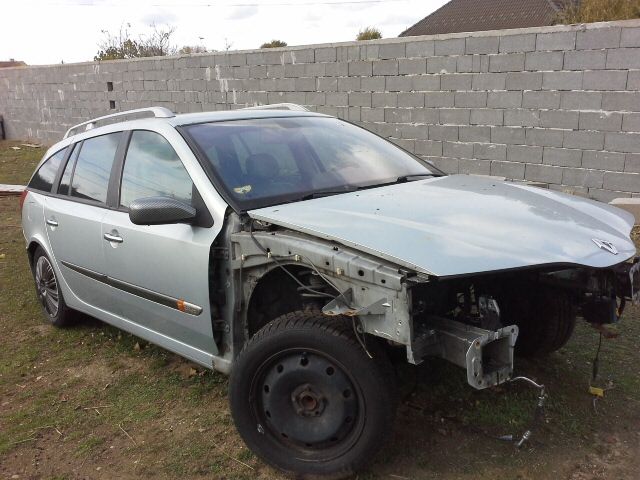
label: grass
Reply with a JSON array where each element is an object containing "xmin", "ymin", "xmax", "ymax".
[{"xmin": 1, "ymin": 139, "xmax": 639, "ymax": 478}]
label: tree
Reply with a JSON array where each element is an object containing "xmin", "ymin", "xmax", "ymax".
[
  {"xmin": 94, "ymin": 23, "xmax": 177, "ymax": 61},
  {"xmin": 555, "ymin": 0, "xmax": 640, "ymax": 23},
  {"xmin": 179, "ymin": 45, "xmax": 208, "ymax": 54},
  {"xmin": 260, "ymin": 39, "xmax": 288, "ymax": 48},
  {"xmin": 356, "ymin": 27, "xmax": 382, "ymax": 41}
]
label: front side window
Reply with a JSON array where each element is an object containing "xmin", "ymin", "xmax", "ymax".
[
  {"xmin": 28, "ymin": 148, "xmax": 66, "ymax": 192},
  {"xmin": 184, "ymin": 116, "xmax": 441, "ymax": 210},
  {"xmin": 119, "ymin": 131, "xmax": 193, "ymax": 209},
  {"xmin": 71, "ymin": 133, "xmax": 121, "ymax": 203}
]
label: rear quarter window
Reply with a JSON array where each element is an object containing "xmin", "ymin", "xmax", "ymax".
[{"xmin": 28, "ymin": 148, "xmax": 66, "ymax": 192}]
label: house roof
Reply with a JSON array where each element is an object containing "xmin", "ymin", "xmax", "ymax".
[
  {"xmin": 0, "ymin": 60, "xmax": 27, "ymax": 68},
  {"xmin": 399, "ymin": 0, "xmax": 569, "ymax": 37}
]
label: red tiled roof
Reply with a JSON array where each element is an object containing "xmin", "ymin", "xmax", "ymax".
[
  {"xmin": 399, "ymin": 0, "xmax": 571, "ymax": 37},
  {"xmin": 0, "ymin": 60, "xmax": 27, "ymax": 68}
]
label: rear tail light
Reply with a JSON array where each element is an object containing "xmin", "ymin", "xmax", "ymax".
[{"xmin": 19, "ymin": 189, "xmax": 28, "ymax": 210}]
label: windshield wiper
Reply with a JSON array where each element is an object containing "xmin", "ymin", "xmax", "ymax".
[
  {"xmin": 299, "ymin": 186, "xmax": 361, "ymax": 200},
  {"xmin": 394, "ymin": 173, "xmax": 442, "ymax": 182}
]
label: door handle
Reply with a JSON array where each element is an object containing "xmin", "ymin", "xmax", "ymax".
[
  {"xmin": 46, "ymin": 218, "xmax": 58, "ymax": 227},
  {"xmin": 103, "ymin": 232, "xmax": 124, "ymax": 243}
]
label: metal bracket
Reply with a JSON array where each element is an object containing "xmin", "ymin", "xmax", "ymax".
[{"xmin": 322, "ymin": 288, "xmax": 390, "ymax": 316}]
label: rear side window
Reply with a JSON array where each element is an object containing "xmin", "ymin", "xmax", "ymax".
[
  {"xmin": 119, "ymin": 131, "xmax": 193, "ymax": 209},
  {"xmin": 58, "ymin": 143, "xmax": 78, "ymax": 196},
  {"xmin": 71, "ymin": 133, "xmax": 121, "ymax": 203},
  {"xmin": 28, "ymin": 148, "xmax": 66, "ymax": 192}
]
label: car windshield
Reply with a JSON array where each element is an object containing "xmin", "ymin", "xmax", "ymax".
[{"xmin": 183, "ymin": 116, "xmax": 442, "ymax": 210}]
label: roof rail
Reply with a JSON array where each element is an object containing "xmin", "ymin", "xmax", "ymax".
[
  {"xmin": 242, "ymin": 103, "xmax": 309, "ymax": 112},
  {"xmin": 63, "ymin": 106, "xmax": 175, "ymax": 139}
]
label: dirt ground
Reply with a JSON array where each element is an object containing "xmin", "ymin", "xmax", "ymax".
[{"xmin": 1, "ymin": 140, "xmax": 639, "ymax": 479}]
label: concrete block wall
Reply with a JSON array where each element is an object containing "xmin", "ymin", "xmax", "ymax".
[{"xmin": 1, "ymin": 19, "xmax": 639, "ymax": 199}]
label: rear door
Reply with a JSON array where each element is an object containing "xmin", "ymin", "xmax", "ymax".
[
  {"xmin": 101, "ymin": 129, "xmax": 219, "ymax": 356},
  {"xmin": 44, "ymin": 132, "xmax": 122, "ymax": 313}
]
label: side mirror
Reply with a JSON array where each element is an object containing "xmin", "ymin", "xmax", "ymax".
[{"xmin": 129, "ymin": 196, "xmax": 197, "ymax": 226}]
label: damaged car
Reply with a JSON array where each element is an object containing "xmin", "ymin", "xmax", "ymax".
[{"xmin": 21, "ymin": 104, "xmax": 639, "ymax": 478}]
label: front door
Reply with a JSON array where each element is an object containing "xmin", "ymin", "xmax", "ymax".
[{"xmin": 101, "ymin": 130, "xmax": 219, "ymax": 358}]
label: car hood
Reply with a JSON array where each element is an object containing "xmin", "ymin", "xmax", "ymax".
[{"xmin": 248, "ymin": 175, "xmax": 636, "ymax": 277}]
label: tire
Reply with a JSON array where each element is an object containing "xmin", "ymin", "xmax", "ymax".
[
  {"xmin": 229, "ymin": 310, "xmax": 397, "ymax": 479},
  {"xmin": 498, "ymin": 286, "xmax": 577, "ymax": 357},
  {"xmin": 31, "ymin": 247, "xmax": 75, "ymax": 327}
]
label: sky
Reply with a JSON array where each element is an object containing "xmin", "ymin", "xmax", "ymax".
[{"xmin": 1, "ymin": 0, "xmax": 449, "ymax": 65}]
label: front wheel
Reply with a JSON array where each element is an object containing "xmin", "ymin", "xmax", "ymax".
[
  {"xmin": 229, "ymin": 310, "xmax": 396, "ymax": 479},
  {"xmin": 31, "ymin": 247, "xmax": 75, "ymax": 327}
]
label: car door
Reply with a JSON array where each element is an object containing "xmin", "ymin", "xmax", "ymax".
[
  {"xmin": 44, "ymin": 132, "xmax": 122, "ymax": 314},
  {"xmin": 101, "ymin": 129, "xmax": 219, "ymax": 357}
]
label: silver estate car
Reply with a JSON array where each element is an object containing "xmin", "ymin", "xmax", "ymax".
[{"xmin": 22, "ymin": 105, "xmax": 639, "ymax": 478}]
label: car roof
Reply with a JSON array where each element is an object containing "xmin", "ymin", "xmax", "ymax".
[{"xmin": 168, "ymin": 109, "xmax": 329, "ymax": 126}]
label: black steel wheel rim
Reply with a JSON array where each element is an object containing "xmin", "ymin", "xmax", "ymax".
[
  {"xmin": 251, "ymin": 348, "xmax": 364, "ymax": 460},
  {"xmin": 35, "ymin": 255, "xmax": 59, "ymax": 317}
]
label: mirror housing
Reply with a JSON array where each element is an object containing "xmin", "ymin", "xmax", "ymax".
[{"xmin": 129, "ymin": 196, "xmax": 197, "ymax": 226}]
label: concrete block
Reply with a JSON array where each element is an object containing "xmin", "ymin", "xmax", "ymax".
[
  {"xmin": 337, "ymin": 45, "xmax": 361, "ymax": 62},
  {"xmin": 536, "ymin": 31, "xmax": 576, "ymax": 51},
  {"xmin": 466, "ymin": 36, "xmax": 499, "ymax": 54},
  {"xmin": 415, "ymin": 139, "xmax": 443, "ymax": 156},
  {"xmin": 543, "ymin": 146, "xmax": 582, "ymax": 167},
  {"xmin": 338, "ymin": 77, "xmax": 360, "ymax": 92},
  {"xmin": 564, "ymin": 130, "xmax": 605, "ymax": 150},
  {"xmin": 471, "ymin": 72, "xmax": 507, "ymax": 90},
  {"xmin": 398, "ymin": 58, "xmax": 427, "ymax": 75},
  {"xmin": 628, "ymin": 71, "xmax": 640, "ymax": 90},
  {"xmin": 318, "ymin": 77, "xmax": 338, "ymax": 92},
  {"xmin": 406, "ymin": 40, "xmax": 435, "ymax": 58},
  {"xmin": 487, "ymin": 91, "xmax": 523, "ymax": 108},
  {"xmin": 507, "ymin": 144, "xmax": 543, "ymax": 163},
  {"xmin": 489, "ymin": 53, "xmax": 525, "ymax": 72},
  {"xmin": 621, "ymin": 27, "xmax": 640, "ymax": 47},
  {"xmin": 564, "ymin": 50, "xmax": 607, "ymax": 70},
  {"xmin": 385, "ymin": 76, "xmax": 412, "ymax": 92},
  {"xmin": 525, "ymin": 128, "xmax": 565, "ymax": 147},
  {"xmin": 579, "ymin": 112, "xmax": 623, "ymax": 132},
  {"xmin": 397, "ymin": 92, "xmax": 425, "ymax": 108},
  {"xmin": 576, "ymin": 28, "xmax": 621, "ymax": 49},
  {"xmin": 429, "ymin": 124, "xmax": 459, "ymax": 141},
  {"xmin": 361, "ymin": 76, "xmax": 385, "ymax": 92},
  {"xmin": 609, "ymin": 198, "xmax": 640, "ymax": 224},
  {"xmin": 411, "ymin": 108, "xmax": 439, "ymax": 124},
  {"xmin": 378, "ymin": 43, "xmax": 406, "ymax": 60},
  {"xmin": 540, "ymin": 110, "xmax": 579, "ymax": 129},
  {"xmin": 390, "ymin": 138, "xmax": 414, "ymax": 150},
  {"xmin": 560, "ymin": 91, "xmax": 602, "ymax": 110},
  {"xmin": 456, "ymin": 55, "xmax": 482, "ymax": 73},
  {"xmin": 348, "ymin": 61, "xmax": 373, "ymax": 76},
  {"xmin": 459, "ymin": 158, "xmax": 492, "ymax": 175},
  {"xmin": 439, "ymin": 108, "xmax": 470, "ymax": 125},
  {"xmin": 326, "ymin": 92, "xmax": 348, "ymax": 106},
  {"xmin": 431, "ymin": 157, "xmax": 459, "ymax": 173},
  {"xmin": 562, "ymin": 168, "xmax": 604, "ymax": 188},
  {"xmin": 522, "ymin": 91, "xmax": 560, "ymax": 109},
  {"xmin": 399, "ymin": 124, "xmax": 429, "ymax": 139},
  {"xmin": 411, "ymin": 75, "xmax": 441, "ymax": 91},
  {"xmin": 441, "ymin": 73, "xmax": 473, "ymax": 90},
  {"xmin": 284, "ymin": 63, "xmax": 305, "ymax": 77},
  {"xmin": 491, "ymin": 126, "xmax": 525, "ymax": 144},
  {"xmin": 603, "ymin": 172, "xmax": 640, "ymax": 192},
  {"xmin": 607, "ymin": 48, "xmax": 640, "ymax": 69},
  {"xmin": 435, "ymin": 38, "xmax": 466, "ymax": 55},
  {"xmin": 372, "ymin": 60, "xmax": 399, "ymax": 76},
  {"xmin": 499, "ymin": 33, "xmax": 536, "ymax": 53},
  {"xmin": 605, "ymin": 132, "xmax": 640, "ymax": 153},
  {"xmin": 459, "ymin": 125, "xmax": 491, "ymax": 142},
  {"xmin": 305, "ymin": 92, "xmax": 326, "ymax": 106},
  {"xmin": 470, "ymin": 108, "xmax": 504, "ymax": 126},
  {"xmin": 474, "ymin": 142, "xmax": 507, "ymax": 160},
  {"xmin": 491, "ymin": 160, "xmax": 526, "ymax": 179},
  {"xmin": 602, "ymin": 92, "xmax": 640, "ymax": 111},
  {"xmin": 324, "ymin": 62, "xmax": 349, "ymax": 77},
  {"xmin": 589, "ymin": 188, "xmax": 631, "ymax": 202},
  {"xmin": 348, "ymin": 92, "xmax": 372, "ymax": 107},
  {"xmin": 526, "ymin": 163, "xmax": 563, "ymax": 184},
  {"xmin": 455, "ymin": 91, "xmax": 487, "ymax": 108},
  {"xmin": 427, "ymin": 56, "xmax": 458, "ymax": 74},
  {"xmin": 524, "ymin": 51, "xmax": 564, "ymax": 71},
  {"xmin": 622, "ymin": 113, "xmax": 640, "ymax": 132},
  {"xmin": 315, "ymin": 47, "xmax": 337, "ymax": 62},
  {"xmin": 582, "ymin": 150, "xmax": 626, "ymax": 171},
  {"xmin": 425, "ymin": 91, "xmax": 455, "ymax": 107},
  {"xmin": 295, "ymin": 77, "xmax": 316, "ymax": 92},
  {"xmin": 506, "ymin": 72, "xmax": 542, "ymax": 90},
  {"xmin": 372, "ymin": 92, "xmax": 397, "ymax": 108},
  {"xmin": 443, "ymin": 141, "xmax": 474, "ymax": 158},
  {"xmin": 542, "ymin": 71, "xmax": 583, "ymax": 90},
  {"xmin": 625, "ymin": 153, "xmax": 640, "ymax": 173},
  {"xmin": 504, "ymin": 109, "xmax": 540, "ymax": 127},
  {"xmin": 583, "ymin": 70, "xmax": 628, "ymax": 91},
  {"xmin": 384, "ymin": 108, "xmax": 411, "ymax": 123}
]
